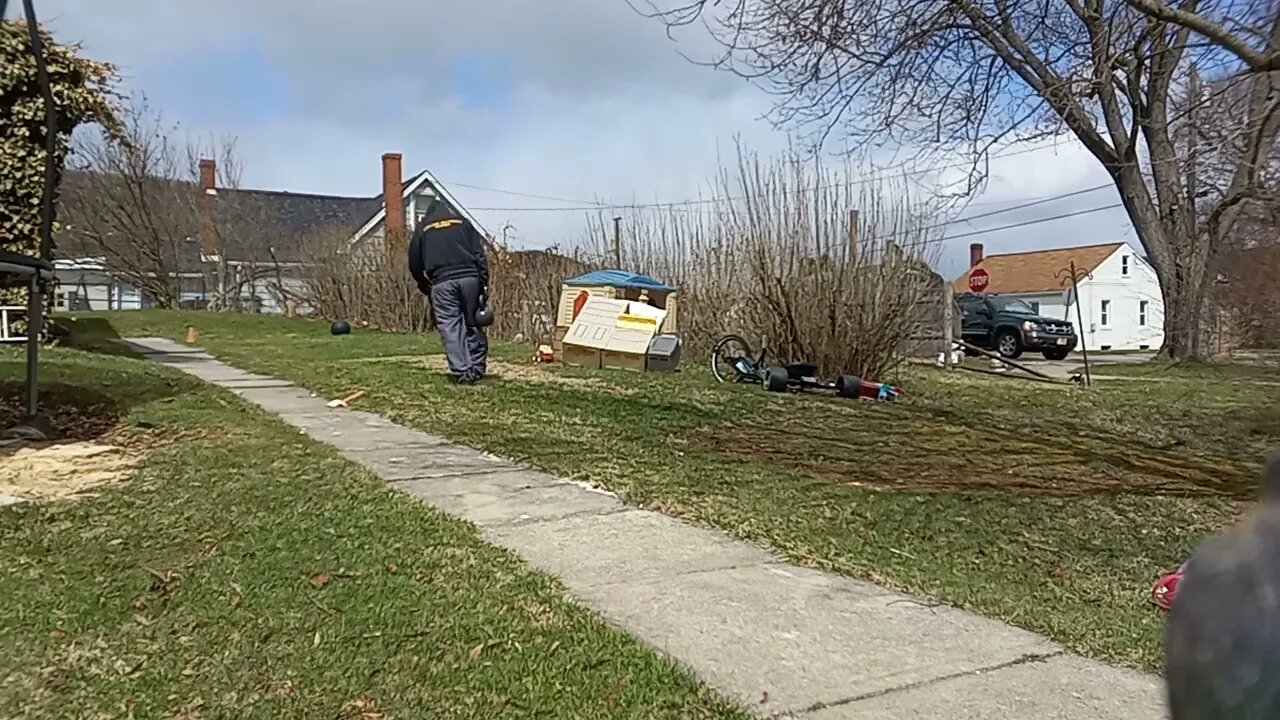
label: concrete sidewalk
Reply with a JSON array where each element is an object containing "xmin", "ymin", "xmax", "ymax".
[{"xmin": 124, "ymin": 337, "xmax": 1166, "ymax": 719}]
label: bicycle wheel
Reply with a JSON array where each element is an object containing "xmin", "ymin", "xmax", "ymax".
[{"xmin": 711, "ymin": 334, "xmax": 754, "ymax": 383}]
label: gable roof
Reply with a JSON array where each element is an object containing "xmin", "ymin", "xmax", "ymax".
[
  {"xmin": 951, "ymin": 242, "xmax": 1124, "ymax": 294},
  {"xmin": 55, "ymin": 168, "xmax": 479, "ymax": 271},
  {"xmin": 347, "ymin": 169, "xmax": 491, "ymax": 244}
]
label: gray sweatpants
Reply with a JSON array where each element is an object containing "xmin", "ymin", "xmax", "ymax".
[{"xmin": 431, "ymin": 276, "xmax": 488, "ymax": 377}]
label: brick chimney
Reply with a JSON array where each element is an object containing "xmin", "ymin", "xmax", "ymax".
[
  {"xmin": 198, "ymin": 158, "xmax": 217, "ymax": 257},
  {"xmin": 382, "ymin": 153, "xmax": 405, "ymax": 244},
  {"xmin": 969, "ymin": 242, "xmax": 984, "ymax": 268}
]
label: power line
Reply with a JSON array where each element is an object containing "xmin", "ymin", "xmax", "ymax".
[
  {"xmin": 940, "ymin": 202, "xmax": 1126, "ymax": 242},
  {"xmin": 443, "ymin": 181, "xmax": 606, "ymax": 208},
  {"xmin": 475, "ymin": 181, "xmax": 1119, "ymax": 240},
  {"xmin": 453, "ymin": 142, "xmax": 1057, "ymax": 213},
  {"xmin": 496, "ymin": 199, "xmax": 1129, "ymax": 253},
  {"xmin": 917, "ymin": 183, "xmax": 1112, "ymax": 233}
]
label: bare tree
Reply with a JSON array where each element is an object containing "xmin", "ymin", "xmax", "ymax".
[
  {"xmin": 59, "ymin": 95, "xmax": 256, "ymax": 309},
  {"xmin": 1123, "ymin": 0, "xmax": 1280, "ymax": 72},
  {"xmin": 297, "ymin": 227, "xmax": 431, "ymax": 331},
  {"xmin": 580, "ymin": 144, "xmax": 946, "ymax": 378},
  {"xmin": 640, "ymin": 0, "xmax": 1280, "ymax": 359}
]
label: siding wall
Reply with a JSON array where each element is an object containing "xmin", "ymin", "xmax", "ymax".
[{"xmin": 999, "ymin": 244, "xmax": 1166, "ymax": 351}]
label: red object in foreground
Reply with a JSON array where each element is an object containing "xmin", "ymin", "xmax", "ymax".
[
  {"xmin": 968, "ymin": 268, "xmax": 990, "ymax": 293},
  {"xmin": 1152, "ymin": 568, "xmax": 1184, "ymax": 611},
  {"xmin": 842, "ymin": 376, "xmax": 904, "ymax": 401}
]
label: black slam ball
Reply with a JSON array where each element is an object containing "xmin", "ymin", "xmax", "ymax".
[{"xmin": 330, "ymin": 320, "xmax": 352, "ymax": 336}]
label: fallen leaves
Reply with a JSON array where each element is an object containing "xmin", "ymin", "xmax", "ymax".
[
  {"xmin": 308, "ymin": 573, "xmax": 332, "ymax": 589},
  {"xmin": 146, "ymin": 567, "xmax": 179, "ymax": 599},
  {"xmin": 339, "ymin": 693, "xmax": 384, "ymax": 720},
  {"xmin": 227, "ymin": 584, "xmax": 242, "ymax": 608},
  {"xmin": 467, "ymin": 638, "xmax": 506, "ymax": 663}
]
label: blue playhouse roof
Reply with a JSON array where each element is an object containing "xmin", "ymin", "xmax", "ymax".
[{"xmin": 564, "ymin": 269, "xmax": 675, "ymax": 292}]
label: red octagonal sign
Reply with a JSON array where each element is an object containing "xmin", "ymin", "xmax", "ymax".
[{"xmin": 968, "ymin": 268, "xmax": 990, "ymax": 293}]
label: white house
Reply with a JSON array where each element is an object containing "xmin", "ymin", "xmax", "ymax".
[
  {"xmin": 50, "ymin": 153, "xmax": 489, "ymax": 314},
  {"xmin": 953, "ymin": 241, "xmax": 1165, "ymax": 351}
]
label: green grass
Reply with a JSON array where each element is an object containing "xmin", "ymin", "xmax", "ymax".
[
  {"xmin": 57, "ymin": 311, "xmax": 1280, "ymax": 671},
  {"xmin": 1087, "ymin": 358, "xmax": 1280, "ymax": 381},
  {"xmin": 0, "ymin": 345, "xmax": 747, "ymax": 719}
]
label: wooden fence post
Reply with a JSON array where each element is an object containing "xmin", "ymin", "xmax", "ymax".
[{"xmin": 942, "ymin": 284, "xmax": 955, "ymax": 369}]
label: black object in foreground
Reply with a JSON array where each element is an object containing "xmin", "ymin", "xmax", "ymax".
[
  {"xmin": 330, "ymin": 320, "xmax": 352, "ymax": 336},
  {"xmin": 709, "ymin": 334, "xmax": 902, "ymax": 401},
  {"xmin": 473, "ymin": 295, "xmax": 494, "ymax": 328},
  {"xmin": 1165, "ymin": 449, "xmax": 1280, "ymax": 720}
]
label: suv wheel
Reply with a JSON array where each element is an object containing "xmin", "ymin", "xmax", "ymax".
[
  {"xmin": 996, "ymin": 330, "xmax": 1023, "ymax": 359},
  {"xmin": 1042, "ymin": 348, "xmax": 1071, "ymax": 361}
]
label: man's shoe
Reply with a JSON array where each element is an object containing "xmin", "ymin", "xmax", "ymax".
[{"xmin": 455, "ymin": 372, "xmax": 476, "ymax": 386}]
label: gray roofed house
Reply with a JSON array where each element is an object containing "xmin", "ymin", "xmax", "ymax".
[{"xmin": 50, "ymin": 153, "xmax": 479, "ymax": 313}]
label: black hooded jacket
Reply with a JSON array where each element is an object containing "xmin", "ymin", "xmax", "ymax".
[{"xmin": 408, "ymin": 199, "xmax": 489, "ymax": 289}]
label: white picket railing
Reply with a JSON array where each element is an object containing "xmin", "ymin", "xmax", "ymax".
[{"xmin": 0, "ymin": 306, "xmax": 27, "ymax": 343}]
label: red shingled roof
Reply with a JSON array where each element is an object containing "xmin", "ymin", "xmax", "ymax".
[{"xmin": 952, "ymin": 243, "xmax": 1124, "ymax": 294}]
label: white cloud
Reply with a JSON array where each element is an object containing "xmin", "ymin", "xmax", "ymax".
[{"xmin": 32, "ymin": 0, "xmax": 1135, "ymax": 275}]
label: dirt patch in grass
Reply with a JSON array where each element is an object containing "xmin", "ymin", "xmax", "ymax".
[
  {"xmin": 0, "ymin": 441, "xmax": 143, "ymax": 502},
  {"xmin": 0, "ymin": 380, "xmax": 162, "ymax": 503},
  {"xmin": 0, "ymin": 381, "xmax": 121, "ymax": 441},
  {"xmin": 697, "ymin": 404, "xmax": 1261, "ymax": 498},
  {"xmin": 343, "ymin": 354, "xmax": 637, "ymax": 394}
]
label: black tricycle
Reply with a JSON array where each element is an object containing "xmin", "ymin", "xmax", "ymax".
[{"xmin": 709, "ymin": 334, "xmax": 902, "ymax": 401}]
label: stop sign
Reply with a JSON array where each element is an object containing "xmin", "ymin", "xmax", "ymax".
[{"xmin": 968, "ymin": 268, "xmax": 990, "ymax": 293}]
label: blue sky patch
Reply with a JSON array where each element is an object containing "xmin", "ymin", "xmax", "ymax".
[{"xmin": 137, "ymin": 32, "xmax": 290, "ymax": 126}]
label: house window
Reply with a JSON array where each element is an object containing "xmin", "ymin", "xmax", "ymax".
[
  {"xmin": 1100, "ymin": 299, "xmax": 1111, "ymax": 327},
  {"xmin": 1121, "ymin": 255, "xmax": 1131, "ymax": 277},
  {"xmin": 1139, "ymin": 300, "xmax": 1148, "ymax": 326}
]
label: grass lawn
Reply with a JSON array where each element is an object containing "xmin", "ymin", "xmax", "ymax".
[
  {"xmin": 60, "ymin": 311, "xmax": 1280, "ymax": 672},
  {"xmin": 0, "ymin": 346, "xmax": 747, "ymax": 719},
  {"xmin": 1088, "ymin": 357, "xmax": 1280, "ymax": 382}
]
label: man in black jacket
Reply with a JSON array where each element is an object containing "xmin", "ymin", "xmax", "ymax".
[{"xmin": 408, "ymin": 198, "xmax": 489, "ymax": 384}]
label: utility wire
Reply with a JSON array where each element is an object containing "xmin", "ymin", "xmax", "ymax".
[
  {"xmin": 452, "ymin": 142, "xmax": 1056, "ymax": 213},
  {"xmin": 940, "ymin": 202, "xmax": 1126, "ymax": 242},
  {"xmin": 920, "ymin": 183, "xmax": 1111, "ymax": 231},
  {"xmin": 443, "ymin": 181, "xmax": 607, "ymax": 208},
  {"xmin": 474, "ymin": 181, "xmax": 1120, "ymax": 239}
]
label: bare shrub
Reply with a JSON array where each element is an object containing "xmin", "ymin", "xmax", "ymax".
[
  {"xmin": 60, "ymin": 95, "xmax": 264, "ymax": 310},
  {"xmin": 299, "ymin": 227, "xmax": 596, "ymax": 341},
  {"xmin": 580, "ymin": 145, "xmax": 945, "ymax": 378},
  {"xmin": 485, "ymin": 241, "xmax": 591, "ymax": 344},
  {"xmin": 297, "ymin": 230, "xmax": 429, "ymax": 332}
]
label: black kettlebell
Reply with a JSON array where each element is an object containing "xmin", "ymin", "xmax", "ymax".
[
  {"xmin": 473, "ymin": 295, "xmax": 494, "ymax": 328},
  {"xmin": 330, "ymin": 320, "xmax": 352, "ymax": 336}
]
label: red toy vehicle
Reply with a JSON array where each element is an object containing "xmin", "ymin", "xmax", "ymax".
[{"xmin": 1152, "ymin": 564, "xmax": 1186, "ymax": 611}]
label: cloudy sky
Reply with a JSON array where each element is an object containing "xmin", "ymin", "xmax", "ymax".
[{"xmin": 29, "ymin": 0, "xmax": 1135, "ymax": 279}]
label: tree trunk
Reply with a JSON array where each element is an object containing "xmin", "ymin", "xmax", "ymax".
[
  {"xmin": 1155, "ymin": 255, "xmax": 1210, "ymax": 360},
  {"xmin": 1111, "ymin": 162, "xmax": 1209, "ymax": 361}
]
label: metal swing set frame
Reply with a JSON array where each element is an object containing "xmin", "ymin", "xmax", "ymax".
[{"xmin": 2, "ymin": 0, "xmax": 61, "ymax": 432}]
